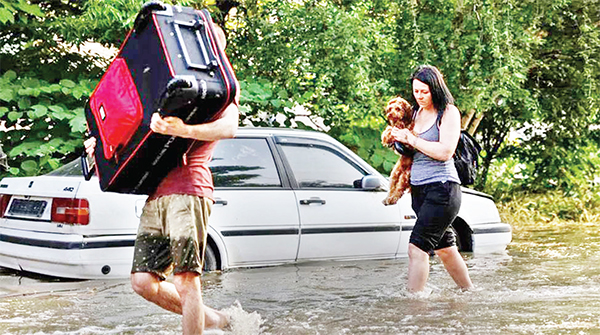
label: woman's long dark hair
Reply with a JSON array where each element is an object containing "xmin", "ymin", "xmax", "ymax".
[{"xmin": 410, "ymin": 65, "xmax": 454, "ymax": 114}]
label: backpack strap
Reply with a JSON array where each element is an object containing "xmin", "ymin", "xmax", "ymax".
[{"xmin": 436, "ymin": 109, "xmax": 444, "ymax": 126}]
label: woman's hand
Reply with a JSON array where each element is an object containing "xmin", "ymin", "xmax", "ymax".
[{"xmin": 391, "ymin": 127, "xmax": 417, "ymax": 147}]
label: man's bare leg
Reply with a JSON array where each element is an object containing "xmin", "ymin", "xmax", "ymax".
[
  {"xmin": 174, "ymin": 272, "xmax": 203, "ymax": 334},
  {"xmin": 131, "ymin": 272, "xmax": 229, "ymax": 330}
]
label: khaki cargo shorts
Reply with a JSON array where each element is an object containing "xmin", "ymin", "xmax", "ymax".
[{"xmin": 131, "ymin": 194, "xmax": 211, "ymax": 279}]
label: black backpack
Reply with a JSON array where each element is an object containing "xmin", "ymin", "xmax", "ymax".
[
  {"xmin": 454, "ymin": 130, "xmax": 481, "ymax": 186},
  {"xmin": 437, "ymin": 110, "xmax": 482, "ymax": 186}
]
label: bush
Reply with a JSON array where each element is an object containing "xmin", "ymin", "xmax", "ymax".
[{"xmin": 497, "ymin": 188, "xmax": 600, "ymax": 224}]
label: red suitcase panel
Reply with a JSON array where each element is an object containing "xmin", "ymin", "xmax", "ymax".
[{"xmin": 89, "ymin": 58, "xmax": 143, "ymax": 161}]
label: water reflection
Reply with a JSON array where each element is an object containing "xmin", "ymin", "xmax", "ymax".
[{"xmin": 2, "ymin": 221, "xmax": 600, "ymax": 334}]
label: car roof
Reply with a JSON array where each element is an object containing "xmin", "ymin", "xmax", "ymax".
[{"xmin": 234, "ymin": 127, "xmax": 332, "ymax": 140}]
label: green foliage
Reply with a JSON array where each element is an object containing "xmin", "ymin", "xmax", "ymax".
[
  {"xmin": 227, "ymin": 0, "xmax": 600, "ymax": 195},
  {"xmin": 232, "ymin": 4, "xmax": 391, "ymax": 119},
  {"xmin": 0, "ymin": 1, "xmax": 104, "ymax": 176},
  {"xmin": 0, "ymin": 0, "xmax": 43, "ymax": 24},
  {"xmin": 497, "ymin": 187, "xmax": 600, "ymax": 224},
  {"xmin": 1, "ymin": 0, "xmax": 599, "ymax": 206},
  {"xmin": 0, "ymin": 70, "xmax": 96, "ymax": 176}
]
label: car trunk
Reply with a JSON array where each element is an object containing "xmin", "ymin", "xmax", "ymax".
[{"xmin": 0, "ymin": 176, "xmax": 87, "ymax": 234}]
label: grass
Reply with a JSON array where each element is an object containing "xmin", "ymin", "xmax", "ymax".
[{"xmin": 496, "ymin": 189, "xmax": 600, "ymax": 225}]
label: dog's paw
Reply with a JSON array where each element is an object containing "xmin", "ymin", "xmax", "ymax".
[{"xmin": 382, "ymin": 197, "xmax": 397, "ymax": 206}]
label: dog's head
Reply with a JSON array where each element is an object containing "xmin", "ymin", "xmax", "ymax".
[{"xmin": 385, "ymin": 97, "xmax": 413, "ymax": 129}]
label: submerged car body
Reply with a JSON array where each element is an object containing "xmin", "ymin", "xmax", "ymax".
[{"xmin": 0, "ymin": 128, "xmax": 511, "ymax": 279}]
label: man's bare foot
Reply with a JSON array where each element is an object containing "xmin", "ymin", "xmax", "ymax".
[{"xmin": 204, "ymin": 305, "xmax": 230, "ymax": 330}]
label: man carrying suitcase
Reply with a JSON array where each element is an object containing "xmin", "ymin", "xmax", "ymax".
[{"xmin": 85, "ymin": 25, "xmax": 238, "ymax": 335}]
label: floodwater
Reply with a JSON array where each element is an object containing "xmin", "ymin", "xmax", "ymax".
[{"xmin": 2, "ymin": 220, "xmax": 600, "ymax": 335}]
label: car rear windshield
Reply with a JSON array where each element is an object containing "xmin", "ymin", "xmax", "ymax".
[{"xmin": 46, "ymin": 159, "xmax": 83, "ymax": 177}]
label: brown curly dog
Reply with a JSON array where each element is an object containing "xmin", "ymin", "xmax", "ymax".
[{"xmin": 381, "ymin": 96, "xmax": 415, "ymax": 206}]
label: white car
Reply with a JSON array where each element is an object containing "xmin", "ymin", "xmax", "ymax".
[{"xmin": 0, "ymin": 128, "xmax": 511, "ymax": 279}]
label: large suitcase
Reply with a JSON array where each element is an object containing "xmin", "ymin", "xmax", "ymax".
[{"xmin": 84, "ymin": 2, "xmax": 237, "ymax": 195}]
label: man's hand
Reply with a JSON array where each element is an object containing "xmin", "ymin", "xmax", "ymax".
[
  {"xmin": 84, "ymin": 137, "xmax": 96, "ymax": 156},
  {"xmin": 150, "ymin": 113, "xmax": 188, "ymax": 137}
]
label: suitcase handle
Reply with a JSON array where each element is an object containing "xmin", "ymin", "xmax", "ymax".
[
  {"xmin": 167, "ymin": 77, "xmax": 194, "ymax": 92},
  {"xmin": 173, "ymin": 19, "xmax": 218, "ymax": 72},
  {"xmin": 81, "ymin": 151, "xmax": 96, "ymax": 181},
  {"xmin": 156, "ymin": 76, "xmax": 199, "ymax": 116},
  {"xmin": 134, "ymin": 1, "xmax": 167, "ymax": 34}
]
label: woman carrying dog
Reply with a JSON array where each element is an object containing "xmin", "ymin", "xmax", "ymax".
[{"xmin": 390, "ymin": 65, "xmax": 473, "ymax": 293}]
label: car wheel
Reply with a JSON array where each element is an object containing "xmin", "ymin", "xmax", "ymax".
[
  {"xmin": 203, "ymin": 244, "xmax": 218, "ymax": 272},
  {"xmin": 452, "ymin": 218, "xmax": 473, "ymax": 252}
]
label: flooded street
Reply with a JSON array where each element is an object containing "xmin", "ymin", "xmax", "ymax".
[{"xmin": 2, "ymin": 220, "xmax": 600, "ymax": 334}]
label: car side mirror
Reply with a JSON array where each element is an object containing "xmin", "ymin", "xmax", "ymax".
[{"xmin": 357, "ymin": 175, "xmax": 383, "ymax": 191}]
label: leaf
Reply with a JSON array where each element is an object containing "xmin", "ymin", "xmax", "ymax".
[
  {"xmin": 20, "ymin": 160, "xmax": 38, "ymax": 173},
  {"xmin": 0, "ymin": 107, "xmax": 8, "ymax": 117},
  {"xmin": 0, "ymin": 8, "xmax": 13, "ymax": 24},
  {"xmin": 17, "ymin": 97, "xmax": 31, "ymax": 109},
  {"xmin": 49, "ymin": 84, "xmax": 62, "ymax": 92},
  {"xmin": 302, "ymin": 91, "xmax": 314, "ymax": 101},
  {"xmin": 9, "ymin": 141, "xmax": 42, "ymax": 156},
  {"xmin": 46, "ymin": 159, "xmax": 61, "ymax": 171},
  {"xmin": 69, "ymin": 113, "xmax": 87, "ymax": 133},
  {"xmin": 2, "ymin": 70, "xmax": 17, "ymax": 82},
  {"xmin": 0, "ymin": 89, "xmax": 14, "ymax": 102},
  {"xmin": 22, "ymin": 78, "xmax": 40, "ymax": 88},
  {"xmin": 48, "ymin": 105, "xmax": 64, "ymax": 113},
  {"xmin": 15, "ymin": 1, "xmax": 44, "ymax": 17},
  {"xmin": 60, "ymin": 79, "xmax": 76, "ymax": 88},
  {"xmin": 29, "ymin": 104, "xmax": 48, "ymax": 119},
  {"xmin": 370, "ymin": 153, "xmax": 384, "ymax": 167},
  {"xmin": 7, "ymin": 111, "xmax": 22, "ymax": 121},
  {"xmin": 72, "ymin": 87, "xmax": 84, "ymax": 100},
  {"xmin": 383, "ymin": 160, "xmax": 395, "ymax": 172},
  {"xmin": 277, "ymin": 89, "xmax": 289, "ymax": 99}
]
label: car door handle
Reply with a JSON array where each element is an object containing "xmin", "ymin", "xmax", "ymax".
[
  {"xmin": 214, "ymin": 198, "xmax": 228, "ymax": 206},
  {"xmin": 299, "ymin": 197, "xmax": 326, "ymax": 205}
]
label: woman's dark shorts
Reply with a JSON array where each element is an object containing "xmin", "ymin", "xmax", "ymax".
[{"xmin": 410, "ymin": 181, "xmax": 461, "ymax": 253}]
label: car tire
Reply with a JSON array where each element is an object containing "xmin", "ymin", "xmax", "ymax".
[
  {"xmin": 203, "ymin": 244, "xmax": 218, "ymax": 272},
  {"xmin": 452, "ymin": 218, "xmax": 473, "ymax": 252}
]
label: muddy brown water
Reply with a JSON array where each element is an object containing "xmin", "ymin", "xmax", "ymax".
[{"xmin": 2, "ymin": 220, "xmax": 600, "ymax": 334}]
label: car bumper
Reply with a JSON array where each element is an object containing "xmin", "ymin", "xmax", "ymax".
[
  {"xmin": 398, "ymin": 221, "xmax": 512, "ymax": 254},
  {"xmin": 0, "ymin": 227, "xmax": 135, "ymax": 279},
  {"xmin": 470, "ymin": 222, "xmax": 512, "ymax": 253}
]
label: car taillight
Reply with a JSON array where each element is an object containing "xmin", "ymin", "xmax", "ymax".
[
  {"xmin": 0, "ymin": 194, "xmax": 11, "ymax": 217},
  {"xmin": 51, "ymin": 198, "xmax": 90, "ymax": 225}
]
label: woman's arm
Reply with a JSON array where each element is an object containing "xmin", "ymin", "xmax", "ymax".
[{"xmin": 392, "ymin": 105, "xmax": 461, "ymax": 161}]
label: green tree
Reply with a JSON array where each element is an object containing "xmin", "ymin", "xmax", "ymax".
[
  {"xmin": 0, "ymin": 1, "xmax": 100, "ymax": 175},
  {"xmin": 1, "ymin": 0, "xmax": 598, "ymax": 203}
]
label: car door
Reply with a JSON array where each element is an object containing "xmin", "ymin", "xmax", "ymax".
[
  {"xmin": 275, "ymin": 136, "xmax": 403, "ymax": 261},
  {"xmin": 208, "ymin": 136, "xmax": 300, "ymax": 268}
]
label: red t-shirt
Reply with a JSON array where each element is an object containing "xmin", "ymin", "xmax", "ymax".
[{"xmin": 150, "ymin": 140, "xmax": 218, "ymax": 201}]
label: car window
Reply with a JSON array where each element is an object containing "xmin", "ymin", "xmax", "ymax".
[
  {"xmin": 279, "ymin": 144, "xmax": 366, "ymax": 189},
  {"xmin": 46, "ymin": 159, "xmax": 82, "ymax": 177},
  {"xmin": 210, "ymin": 138, "xmax": 282, "ymax": 188}
]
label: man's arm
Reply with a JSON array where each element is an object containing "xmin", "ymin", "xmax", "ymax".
[{"xmin": 150, "ymin": 102, "xmax": 239, "ymax": 141}]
